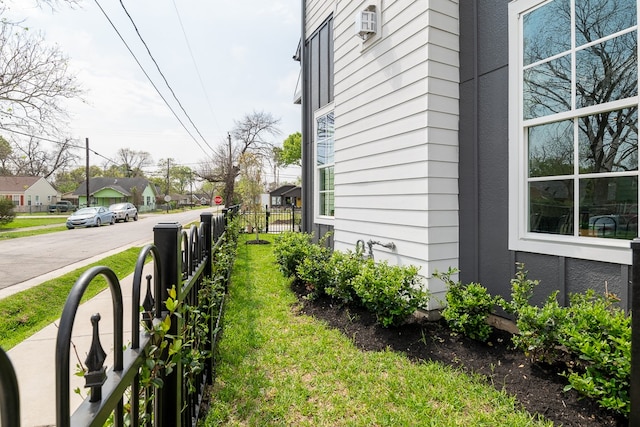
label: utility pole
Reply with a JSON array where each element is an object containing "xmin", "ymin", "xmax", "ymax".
[
  {"xmin": 166, "ymin": 158, "xmax": 171, "ymax": 213},
  {"xmin": 227, "ymin": 132, "xmax": 232, "ymax": 207},
  {"xmin": 85, "ymin": 138, "xmax": 90, "ymax": 207},
  {"xmin": 166, "ymin": 158, "xmax": 171, "ymax": 196}
]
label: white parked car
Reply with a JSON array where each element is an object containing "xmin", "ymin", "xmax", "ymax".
[{"xmin": 109, "ymin": 202, "xmax": 138, "ymax": 223}]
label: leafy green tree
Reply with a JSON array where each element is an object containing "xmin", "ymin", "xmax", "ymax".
[
  {"xmin": 280, "ymin": 132, "xmax": 302, "ymax": 166},
  {"xmin": 0, "ymin": 135, "xmax": 11, "ymax": 175},
  {"xmin": 0, "ymin": 198, "xmax": 15, "ymax": 225},
  {"xmin": 54, "ymin": 165, "xmax": 103, "ymax": 193},
  {"xmin": 236, "ymin": 152, "xmax": 264, "ymax": 241},
  {"xmin": 170, "ymin": 165, "xmax": 194, "ymax": 195}
]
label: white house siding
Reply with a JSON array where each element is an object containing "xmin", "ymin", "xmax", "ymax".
[
  {"xmin": 331, "ymin": 0, "xmax": 460, "ymax": 307},
  {"xmin": 25, "ymin": 178, "xmax": 59, "ymax": 209},
  {"xmin": 306, "ymin": 0, "xmax": 335, "ymax": 38}
]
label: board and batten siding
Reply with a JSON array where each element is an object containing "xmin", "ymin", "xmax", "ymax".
[{"xmin": 331, "ymin": 0, "xmax": 460, "ymax": 305}]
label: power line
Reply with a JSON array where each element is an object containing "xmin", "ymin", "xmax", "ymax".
[
  {"xmin": 0, "ymin": 127, "xmax": 122, "ymax": 166},
  {"xmin": 118, "ymin": 0, "xmax": 215, "ymax": 153},
  {"xmin": 92, "ymin": 0, "xmax": 214, "ymax": 162},
  {"xmin": 171, "ymin": 0, "xmax": 224, "ymax": 138}
]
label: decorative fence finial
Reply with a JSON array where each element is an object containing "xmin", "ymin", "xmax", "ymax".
[
  {"xmin": 142, "ymin": 274, "xmax": 155, "ymax": 329},
  {"xmin": 84, "ymin": 313, "xmax": 107, "ymax": 402}
]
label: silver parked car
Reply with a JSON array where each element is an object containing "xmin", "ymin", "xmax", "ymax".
[
  {"xmin": 109, "ymin": 202, "xmax": 138, "ymax": 223},
  {"xmin": 66, "ymin": 206, "xmax": 115, "ymax": 229}
]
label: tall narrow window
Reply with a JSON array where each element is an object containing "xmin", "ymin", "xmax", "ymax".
[
  {"xmin": 315, "ymin": 106, "xmax": 334, "ymax": 220},
  {"xmin": 510, "ymin": 0, "xmax": 639, "ymax": 262}
]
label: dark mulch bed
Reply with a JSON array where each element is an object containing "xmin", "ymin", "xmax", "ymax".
[
  {"xmin": 245, "ymin": 239, "xmax": 271, "ymax": 245},
  {"xmin": 292, "ymin": 283, "xmax": 627, "ymax": 427}
]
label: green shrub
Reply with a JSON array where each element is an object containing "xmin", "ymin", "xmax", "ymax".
[
  {"xmin": 433, "ymin": 268, "xmax": 501, "ymax": 342},
  {"xmin": 560, "ymin": 290, "xmax": 630, "ymax": 415},
  {"xmin": 511, "ymin": 292, "xmax": 566, "ymax": 363},
  {"xmin": 273, "ymin": 232, "xmax": 315, "ymax": 279},
  {"xmin": 503, "ymin": 263, "xmax": 567, "ymax": 363},
  {"xmin": 0, "ymin": 198, "xmax": 15, "ymax": 226},
  {"xmin": 351, "ymin": 259, "xmax": 429, "ymax": 327},
  {"xmin": 212, "ymin": 217, "xmax": 241, "ymax": 284},
  {"xmin": 295, "ymin": 243, "xmax": 332, "ymax": 298},
  {"xmin": 324, "ymin": 249, "xmax": 364, "ymax": 305}
]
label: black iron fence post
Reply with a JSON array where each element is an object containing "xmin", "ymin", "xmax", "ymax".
[
  {"xmin": 153, "ymin": 222, "xmax": 183, "ymax": 426},
  {"xmin": 265, "ymin": 205, "xmax": 270, "ymax": 233},
  {"xmin": 222, "ymin": 208, "xmax": 229, "ymax": 226},
  {"xmin": 201, "ymin": 212, "xmax": 213, "ymax": 279},
  {"xmin": 631, "ymin": 238, "xmax": 640, "ymax": 425},
  {"xmin": 291, "ymin": 204, "xmax": 295, "ymax": 231},
  {"xmin": 0, "ymin": 347, "xmax": 20, "ymax": 427}
]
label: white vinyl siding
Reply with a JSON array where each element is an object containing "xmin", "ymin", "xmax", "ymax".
[
  {"xmin": 329, "ymin": 0, "xmax": 460, "ymax": 305},
  {"xmin": 306, "ymin": 0, "xmax": 335, "ymax": 39}
]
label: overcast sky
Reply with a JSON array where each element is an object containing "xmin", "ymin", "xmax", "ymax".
[{"xmin": 5, "ymin": 0, "xmax": 302, "ymax": 180}]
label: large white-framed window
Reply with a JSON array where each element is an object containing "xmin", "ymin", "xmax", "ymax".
[
  {"xmin": 509, "ymin": 0, "xmax": 639, "ymax": 264},
  {"xmin": 314, "ymin": 104, "xmax": 335, "ymax": 224}
]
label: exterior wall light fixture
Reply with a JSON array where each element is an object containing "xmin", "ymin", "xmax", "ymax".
[{"xmin": 355, "ymin": 7, "xmax": 377, "ymax": 40}]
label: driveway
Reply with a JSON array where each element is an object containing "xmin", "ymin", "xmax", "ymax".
[{"xmin": 0, "ymin": 208, "xmax": 221, "ymax": 295}]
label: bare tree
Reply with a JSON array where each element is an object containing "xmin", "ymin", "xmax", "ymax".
[
  {"xmin": 9, "ymin": 135, "xmax": 78, "ymax": 178},
  {"xmin": 0, "ymin": 23, "xmax": 82, "ymax": 137},
  {"xmin": 0, "ymin": 3, "xmax": 84, "ymax": 178},
  {"xmin": 115, "ymin": 148, "xmax": 152, "ymax": 177},
  {"xmin": 198, "ymin": 111, "xmax": 281, "ymax": 206}
]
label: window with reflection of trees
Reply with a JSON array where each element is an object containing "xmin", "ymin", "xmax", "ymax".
[
  {"xmin": 522, "ymin": 0, "xmax": 638, "ymax": 239},
  {"xmin": 316, "ymin": 109, "xmax": 334, "ymax": 217}
]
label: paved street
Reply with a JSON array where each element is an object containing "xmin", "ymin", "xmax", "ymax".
[{"xmin": 0, "ymin": 207, "xmax": 221, "ymax": 294}]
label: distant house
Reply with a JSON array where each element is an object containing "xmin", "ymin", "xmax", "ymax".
[
  {"xmin": 192, "ymin": 193, "xmax": 210, "ymax": 206},
  {"xmin": 0, "ymin": 176, "xmax": 59, "ymax": 213},
  {"xmin": 73, "ymin": 177, "xmax": 157, "ymax": 212},
  {"xmin": 270, "ymin": 185, "xmax": 302, "ymax": 208}
]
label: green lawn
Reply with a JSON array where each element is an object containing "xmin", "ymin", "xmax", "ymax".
[
  {"xmin": 203, "ymin": 235, "xmax": 553, "ymax": 426},
  {"xmin": 0, "ymin": 247, "xmax": 141, "ymax": 349},
  {"xmin": 0, "ymin": 216, "xmax": 67, "ymax": 229}
]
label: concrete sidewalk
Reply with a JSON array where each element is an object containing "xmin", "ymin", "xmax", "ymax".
[{"xmin": 7, "ymin": 261, "xmax": 155, "ymax": 427}]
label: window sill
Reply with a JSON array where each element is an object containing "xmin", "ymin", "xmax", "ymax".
[
  {"xmin": 315, "ymin": 216, "xmax": 335, "ymax": 226},
  {"xmin": 509, "ymin": 233, "xmax": 634, "ymax": 265}
]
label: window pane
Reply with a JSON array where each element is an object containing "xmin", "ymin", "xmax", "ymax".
[
  {"xmin": 576, "ymin": 32, "xmax": 638, "ymax": 108},
  {"xmin": 316, "ymin": 111, "xmax": 334, "ymax": 166},
  {"xmin": 575, "ymin": 0, "xmax": 636, "ymax": 47},
  {"xmin": 523, "ymin": 0, "xmax": 571, "ymax": 66},
  {"xmin": 319, "ymin": 191, "xmax": 334, "ymax": 216},
  {"xmin": 578, "ymin": 108, "xmax": 638, "ymax": 173},
  {"xmin": 523, "ymin": 55, "xmax": 571, "ymax": 119},
  {"xmin": 579, "ymin": 176, "xmax": 638, "ymax": 238},
  {"xmin": 529, "ymin": 180, "xmax": 574, "ymax": 234},
  {"xmin": 319, "ymin": 166, "xmax": 334, "ymax": 191},
  {"xmin": 528, "ymin": 120, "xmax": 574, "ymax": 177}
]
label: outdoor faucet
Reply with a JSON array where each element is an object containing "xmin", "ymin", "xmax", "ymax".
[
  {"xmin": 366, "ymin": 239, "xmax": 396, "ymax": 260},
  {"xmin": 355, "ymin": 239, "xmax": 366, "ymax": 257}
]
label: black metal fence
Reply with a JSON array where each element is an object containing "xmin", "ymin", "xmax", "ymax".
[
  {"xmin": 236, "ymin": 205, "xmax": 301, "ymax": 234},
  {"xmin": 0, "ymin": 207, "xmax": 237, "ymax": 426}
]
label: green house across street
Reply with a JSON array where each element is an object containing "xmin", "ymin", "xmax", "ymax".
[{"xmin": 73, "ymin": 177, "xmax": 157, "ymax": 212}]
